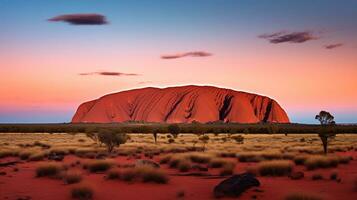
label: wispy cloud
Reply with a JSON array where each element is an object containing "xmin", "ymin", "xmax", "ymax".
[
  {"xmin": 79, "ymin": 71, "xmax": 140, "ymax": 76},
  {"xmin": 259, "ymin": 31, "xmax": 319, "ymax": 44},
  {"xmin": 48, "ymin": 14, "xmax": 108, "ymax": 25},
  {"xmin": 161, "ymin": 51, "xmax": 212, "ymax": 59},
  {"xmin": 324, "ymin": 43, "xmax": 343, "ymax": 49}
]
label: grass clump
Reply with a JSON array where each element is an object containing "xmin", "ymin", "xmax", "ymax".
[
  {"xmin": 257, "ymin": 160, "xmax": 293, "ymax": 176},
  {"xmin": 28, "ymin": 152, "xmax": 47, "ymax": 161},
  {"xmin": 116, "ymin": 166, "xmax": 169, "ymax": 184},
  {"xmin": 62, "ymin": 171, "xmax": 82, "ymax": 184},
  {"xmin": 106, "ymin": 169, "xmax": 121, "ymax": 180},
  {"xmin": 84, "ymin": 160, "xmax": 113, "ymax": 173},
  {"xmin": 177, "ymin": 159, "xmax": 192, "ymax": 172},
  {"xmin": 36, "ymin": 163, "xmax": 62, "ymax": 177},
  {"xmin": 0, "ymin": 150, "xmax": 19, "ymax": 158},
  {"xmin": 304, "ymin": 156, "xmax": 338, "ymax": 170},
  {"xmin": 284, "ymin": 192, "xmax": 322, "ymax": 200},
  {"xmin": 209, "ymin": 158, "xmax": 234, "ymax": 168},
  {"xmin": 71, "ymin": 184, "xmax": 93, "ymax": 200}
]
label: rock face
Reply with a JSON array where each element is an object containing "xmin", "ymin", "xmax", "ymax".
[{"xmin": 72, "ymin": 85, "xmax": 289, "ymax": 123}]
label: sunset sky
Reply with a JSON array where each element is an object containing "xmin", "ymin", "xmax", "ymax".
[{"xmin": 1, "ymin": 0, "xmax": 356, "ymax": 123}]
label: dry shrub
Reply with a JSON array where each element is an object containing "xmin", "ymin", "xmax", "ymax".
[
  {"xmin": 84, "ymin": 160, "xmax": 114, "ymax": 173},
  {"xmin": 0, "ymin": 150, "xmax": 19, "ymax": 158},
  {"xmin": 304, "ymin": 156, "xmax": 338, "ymax": 170},
  {"xmin": 257, "ymin": 160, "xmax": 293, "ymax": 176},
  {"xmin": 62, "ymin": 171, "xmax": 82, "ymax": 184},
  {"xmin": 237, "ymin": 151, "xmax": 283, "ymax": 162},
  {"xmin": 36, "ymin": 163, "xmax": 62, "ymax": 177},
  {"xmin": 284, "ymin": 192, "xmax": 322, "ymax": 200},
  {"xmin": 178, "ymin": 159, "xmax": 192, "ymax": 172},
  {"xmin": 71, "ymin": 183, "xmax": 93, "ymax": 200},
  {"xmin": 209, "ymin": 158, "xmax": 233, "ymax": 168},
  {"xmin": 28, "ymin": 152, "xmax": 47, "ymax": 161},
  {"xmin": 106, "ymin": 168, "xmax": 121, "ymax": 180},
  {"xmin": 159, "ymin": 154, "xmax": 172, "ymax": 164},
  {"xmin": 114, "ymin": 166, "xmax": 169, "ymax": 184},
  {"xmin": 187, "ymin": 153, "xmax": 211, "ymax": 164},
  {"xmin": 19, "ymin": 151, "xmax": 34, "ymax": 160}
]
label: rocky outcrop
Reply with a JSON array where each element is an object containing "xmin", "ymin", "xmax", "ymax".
[{"xmin": 72, "ymin": 85, "xmax": 289, "ymax": 123}]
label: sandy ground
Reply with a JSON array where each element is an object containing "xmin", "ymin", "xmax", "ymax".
[{"xmin": 1, "ymin": 152, "xmax": 357, "ymax": 200}]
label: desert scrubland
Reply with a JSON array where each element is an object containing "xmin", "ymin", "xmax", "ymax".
[{"xmin": 0, "ymin": 131, "xmax": 356, "ymax": 200}]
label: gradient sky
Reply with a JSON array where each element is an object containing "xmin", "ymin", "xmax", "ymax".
[{"xmin": 1, "ymin": 0, "xmax": 357, "ymax": 123}]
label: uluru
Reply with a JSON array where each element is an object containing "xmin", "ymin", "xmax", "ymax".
[{"xmin": 72, "ymin": 85, "xmax": 289, "ymax": 123}]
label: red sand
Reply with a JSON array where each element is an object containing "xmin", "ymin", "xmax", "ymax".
[
  {"xmin": 1, "ymin": 153, "xmax": 357, "ymax": 200},
  {"xmin": 72, "ymin": 85, "xmax": 290, "ymax": 123}
]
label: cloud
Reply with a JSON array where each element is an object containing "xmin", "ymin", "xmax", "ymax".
[
  {"xmin": 79, "ymin": 71, "xmax": 140, "ymax": 76},
  {"xmin": 324, "ymin": 43, "xmax": 343, "ymax": 49},
  {"xmin": 48, "ymin": 14, "xmax": 108, "ymax": 25},
  {"xmin": 161, "ymin": 51, "xmax": 212, "ymax": 59},
  {"xmin": 259, "ymin": 31, "xmax": 318, "ymax": 44}
]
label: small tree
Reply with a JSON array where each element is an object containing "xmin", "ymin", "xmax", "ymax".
[
  {"xmin": 85, "ymin": 128, "xmax": 101, "ymax": 146},
  {"xmin": 315, "ymin": 111, "xmax": 336, "ymax": 154},
  {"xmin": 98, "ymin": 129, "xmax": 128, "ymax": 153},
  {"xmin": 168, "ymin": 124, "xmax": 180, "ymax": 138}
]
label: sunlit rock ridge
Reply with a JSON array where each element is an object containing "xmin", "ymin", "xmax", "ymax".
[{"xmin": 72, "ymin": 85, "xmax": 290, "ymax": 123}]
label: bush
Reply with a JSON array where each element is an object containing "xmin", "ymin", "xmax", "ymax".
[
  {"xmin": 304, "ymin": 156, "xmax": 339, "ymax": 170},
  {"xmin": 284, "ymin": 192, "xmax": 322, "ymax": 200},
  {"xmin": 178, "ymin": 160, "xmax": 191, "ymax": 172},
  {"xmin": 209, "ymin": 158, "xmax": 233, "ymax": 168},
  {"xmin": 120, "ymin": 166, "xmax": 169, "ymax": 184},
  {"xmin": 85, "ymin": 160, "xmax": 113, "ymax": 173},
  {"xmin": 257, "ymin": 160, "xmax": 293, "ymax": 176},
  {"xmin": 71, "ymin": 184, "xmax": 93, "ymax": 200},
  {"xmin": 28, "ymin": 152, "xmax": 46, "ymax": 161},
  {"xmin": 97, "ymin": 129, "xmax": 128, "ymax": 152},
  {"xmin": 36, "ymin": 163, "xmax": 62, "ymax": 177},
  {"xmin": 63, "ymin": 171, "xmax": 82, "ymax": 184},
  {"xmin": 19, "ymin": 151, "xmax": 33, "ymax": 160},
  {"xmin": 106, "ymin": 169, "xmax": 121, "ymax": 180}
]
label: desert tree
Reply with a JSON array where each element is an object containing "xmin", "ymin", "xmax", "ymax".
[
  {"xmin": 98, "ymin": 129, "xmax": 128, "ymax": 153},
  {"xmin": 315, "ymin": 111, "xmax": 336, "ymax": 154},
  {"xmin": 168, "ymin": 124, "xmax": 180, "ymax": 138},
  {"xmin": 85, "ymin": 127, "xmax": 101, "ymax": 146}
]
